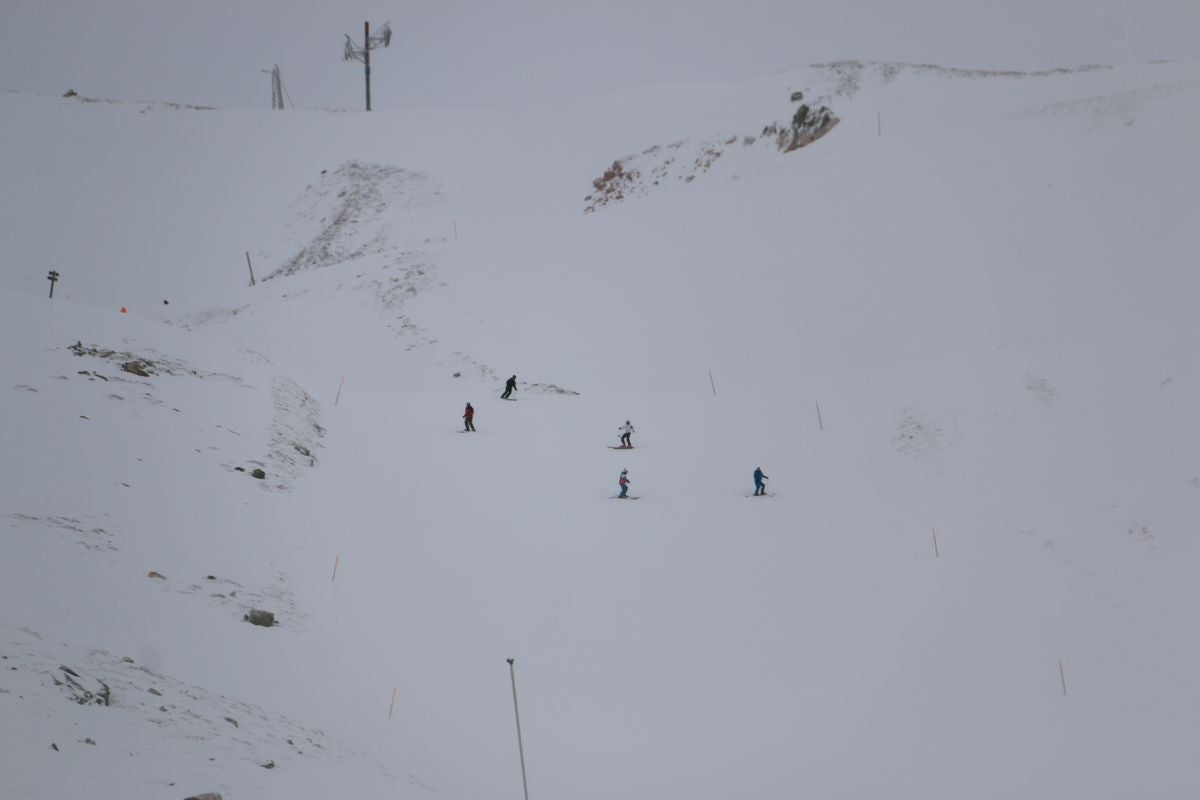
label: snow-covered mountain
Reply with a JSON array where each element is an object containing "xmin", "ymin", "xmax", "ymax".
[{"xmin": 2, "ymin": 59, "xmax": 1199, "ymax": 799}]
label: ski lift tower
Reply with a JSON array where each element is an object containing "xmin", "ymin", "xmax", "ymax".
[
  {"xmin": 343, "ymin": 21, "xmax": 392, "ymax": 111},
  {"xmin": 262, "ymin": 65, "xmax": 285, "ymax": 110}
]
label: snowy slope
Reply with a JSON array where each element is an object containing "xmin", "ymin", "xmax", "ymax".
[{"xmin": 2, "ymin": 60, "xmax": 1199, "ymax": 800}]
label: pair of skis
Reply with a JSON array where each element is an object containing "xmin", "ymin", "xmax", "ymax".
[{"xmin": 611, "ymin": 494, "xmax": 772, "ymax": 500}]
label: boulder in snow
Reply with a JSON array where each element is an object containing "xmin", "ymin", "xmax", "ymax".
[{"xmin": 244, "ymin": 609, "xmax": 276, "ymax": 627}]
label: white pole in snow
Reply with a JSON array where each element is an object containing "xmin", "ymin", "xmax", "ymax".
[{"xmin": 507, "ymin": 658, "xmax": 530, "ymax": 800}]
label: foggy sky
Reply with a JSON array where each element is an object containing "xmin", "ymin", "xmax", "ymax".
[{"xmin": 2, "ymin": 0, "xmax": 1198, "ymax": 109}]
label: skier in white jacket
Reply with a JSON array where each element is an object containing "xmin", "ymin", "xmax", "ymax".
[{"xmin": 618, "ymin": 420, "xmax": 635, "ymax": 448}]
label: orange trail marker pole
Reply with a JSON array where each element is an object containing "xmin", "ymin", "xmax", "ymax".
[
  {"xmin": 331, "ymin": 553, "xmax": 340, "ymax": 582},
  {"xmin": 388, "ymin": 687, "xmax": 398, "ymax": 719},
  {"xmin": 816, "ymin": 399, "xmax": 824, "ymax": 431},
  {"xmin": 1059, "ymin": 659, "xmax": 1067, "ymax": 696},
  {"xmin": 932, "ymin": 527, "xmax": 940, "ymax": 558}
]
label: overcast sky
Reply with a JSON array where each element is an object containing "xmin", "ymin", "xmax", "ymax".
[{"xmin": 2, "ymin": 0, "xmax": 1198, "ymax": 109}]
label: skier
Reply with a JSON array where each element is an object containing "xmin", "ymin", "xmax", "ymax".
[
  {"xmin": 618, "ymin": 420, "xmax": 635, "ymax": 448},
  {"xmin": 501, "ymin": 375, "xmax": 518, "ymax": 399},
  {"xmin": 463, "ymin": 402, "xmax": 475, "ymax": 432},
  {"xmin": 753, "ymin": 467, "xmax": 769, "ymax": 496},
  {"xmin": 618, "ymin": 468, "xmax": 631, "ymax": 498}
]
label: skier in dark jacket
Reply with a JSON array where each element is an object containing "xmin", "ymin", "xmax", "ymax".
[
  {"xmin": 501, "ymin": 375, "xmax": 517, "ymax": 399},
  {"xmin": 753, "ymin": 467, "xmax": 769, "ymax": 495},
  {"xmin": 463, "ymin": 402, "xmax": 475, "ymax": 432}
]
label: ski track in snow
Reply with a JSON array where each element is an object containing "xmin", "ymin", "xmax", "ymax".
[
  {"xmin": 5, "ymin": 513, "xmax": 116, "ymax": 553},
  {"xmin": 1015, "ymin": 80, "xmax": 1192, "ymax": 128}
]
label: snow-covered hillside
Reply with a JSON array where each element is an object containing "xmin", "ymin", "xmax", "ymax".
[{"xmin": 3, "ymin": 59, "xmax": 1199, "ymax": 800}]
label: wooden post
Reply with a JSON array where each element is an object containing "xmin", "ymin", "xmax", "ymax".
[
  {"xmin": 47, "ymin": 270, "xmax": 59, "ymax": 298},
  {"xmin": 245, "ymin": 252, "xmax": 256, "ymax": 286}
]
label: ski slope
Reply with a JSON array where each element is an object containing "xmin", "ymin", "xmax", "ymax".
[{"xmin": 2, "ymin": 58, "xmax": 1199, "ymax": 799}]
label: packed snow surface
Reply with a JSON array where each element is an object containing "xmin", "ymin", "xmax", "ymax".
[{"xmin": 2, "ymin": 59, "xmax": 1199, "ymax": 799}]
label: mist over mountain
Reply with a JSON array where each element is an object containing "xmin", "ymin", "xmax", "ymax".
[
  {"xmin": 2, "ymin": 6, "xmax": 1199, "ymax": 799},
  {"xmin": 2, "ymin": 1, "xmax": 1198, "ymax": 108}
]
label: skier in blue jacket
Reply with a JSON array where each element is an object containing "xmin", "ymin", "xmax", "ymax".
[{"xmin": 753, "ymin": 467, "xmax": 769, "ymax": 496}]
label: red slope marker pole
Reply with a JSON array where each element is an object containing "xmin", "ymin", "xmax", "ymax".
[
  {"xmin": 1059, "ymin": 659, "xmax": 1067, "ymax": 696},
  {"xmin": 932, "ymin": 527, "xmax": 940, "ymax": 558},
  {"xmin": 388, "ymin": 687, "xmax": 398, "ymax": 719},
  {"xmin": 815, "ymin": 399, "xmax": 824, "ymax": 431}
]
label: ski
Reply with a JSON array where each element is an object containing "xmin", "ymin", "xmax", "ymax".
[{"xmin": 608, "ymin": 445, "xmax": 634, "ymax": 450}]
